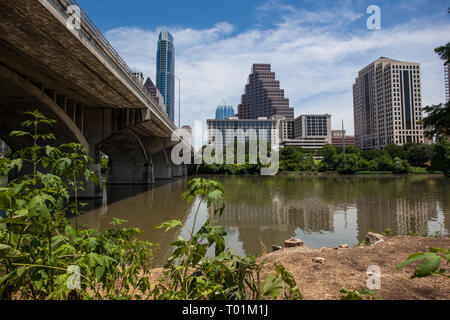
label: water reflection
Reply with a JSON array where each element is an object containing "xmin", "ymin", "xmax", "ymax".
[{"xmin": 74, "ymin": 175, "xmax": 450, "ymax": 267}]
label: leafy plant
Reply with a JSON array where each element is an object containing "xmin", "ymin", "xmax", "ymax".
[
  {"xmin": 0, "ymin": 110, "xmax": 156, "ymax": 299},
  {"xmin": 340, "ymin": 288, "xmax": 381, "ymax": 300},
  {"xmin": 153, "ymin": 177, "xmax": 302, "ymax": 300},
  {"xmin": 396, "ymin": 247, "xmax": 450, "ymax": 278}
]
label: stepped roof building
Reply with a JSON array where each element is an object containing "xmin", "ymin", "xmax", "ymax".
[{"xmin": 238, "ymin": 64, "xmax": 294, "ymax": 120}]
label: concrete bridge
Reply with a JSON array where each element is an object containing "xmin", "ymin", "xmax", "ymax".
[{"xmin": 0, "ymin": 0, "xmax": 193, "ymax": 196}]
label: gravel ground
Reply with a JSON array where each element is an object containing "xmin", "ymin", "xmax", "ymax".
[{"xmin": 260, "ymin": 236, "xmax": 450, "ymax": 300}]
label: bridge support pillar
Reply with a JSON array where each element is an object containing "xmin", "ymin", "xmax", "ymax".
[
  {"xmin": 172, "ymin": 165, "xmax": 183, "ymax": 178},
  {"xmin": 107, "ymin": 161, "xmax": 153, "ymax": 185},
  {"xmin": 153, "ymin": 163, "xmax": 172, "ymax": 180},
  {"xmin": 151, "ymin": 148, "xmax": 173, "ymax": 180}
]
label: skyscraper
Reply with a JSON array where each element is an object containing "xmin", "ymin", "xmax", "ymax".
[
  {"xmin": 445, "ymin": 62, "xmax": 449, "ymax": 102},
  {"xmin": 144, "ymin": 77, "xmax": 166, "ymax": 112},
  {"xmin": 353, "ymin": 57, "xmax": 424, "ymax": 149},
  {"xmin": 156, "ymin": 31, "xmax": 175, "ymax": 123},
  {"xmin": 215, "ymin": 100, "xmax": 235, "ymax": 120},
  {"xmin": 238, "ymin": 64, "xmax": 294, "ymax": 120}
]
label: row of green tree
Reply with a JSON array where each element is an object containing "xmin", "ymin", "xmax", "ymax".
[
  {"xmin": 197, "ymin": 141, "xmax": 269, "ymax": 175},
  {"xmin": 280, "ymin": 140, "xmax": 450, "ymax": 176}
]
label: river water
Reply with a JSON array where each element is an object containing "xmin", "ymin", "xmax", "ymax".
[{"xmin": 73, "ymin": 175, "xmax": 450, "ymax": 266}]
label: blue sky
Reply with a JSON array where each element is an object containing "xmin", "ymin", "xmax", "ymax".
[{"xmin": 77, "ymin": 0, "xmax": 449, "ymax": 133}]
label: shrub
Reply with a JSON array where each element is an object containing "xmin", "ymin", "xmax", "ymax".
[
  {"xmin": 392, "ymin": 157, "xmax": 409, "ymax": 174},
  {"xmin": 408, "ymin": 166, "xmax": 429, "ymax": 174},
  {"xmin": 337, "ymin": 154, "xmax": 360, "ymax": 174},
  {"xmin": 0, "ymin": 111, "xmax": 155, "ymax": 300}
]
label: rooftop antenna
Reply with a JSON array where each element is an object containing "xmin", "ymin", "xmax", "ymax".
[{"xmin": 221, "ymin": 98, "xmax": 229, "ymax": 106}]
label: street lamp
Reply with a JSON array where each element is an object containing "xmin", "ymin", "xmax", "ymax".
[
  {"xmin": 174, "ymin": 75, "xmax": 181, "ymax": 128},
  {"xmin": 167, "ymin": 72, "xmax": 181, "ymax": 128}
]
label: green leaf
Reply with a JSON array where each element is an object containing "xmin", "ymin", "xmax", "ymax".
[
  {"xmin": 414, "ymin": 252, "xmax": 442, "ymax": 278},
  {"xmin": 0, "ymin": 244, "xmax": 12, "ymax": 258},
  {"xmin": 397, "ymin": 252, "xmax": 443, "ymax": 278},
  {"xmin": 259, "ymin": 274, "xmax": 283, "ymax": 299},
  {"xmin": 110, "ymin": 218, "xmax": 127, "ymax": 226},
  {"xmin": 95, "ymin": 265, "xmax": 105, "ymax": 280},
  {"xmin": 396, "ymin": 252, "xmax": 426, "ymax": 269},
  {"xmin": 16, "ymin": 266, "xmax": 26, "ymax": 277},
  {"xmin": 155, "ymin": 219, "xmax": 183, "ymax": 232}
]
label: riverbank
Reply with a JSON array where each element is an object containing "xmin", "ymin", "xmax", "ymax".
[
  {"xmin": 259, "ymin": 235, "xmax": 450, "ymax": 300},
  {"xmin": 277, "ymin": 171, "xmax": 445, "ymax": 176},
  {"xmin": 145, "ymin": 235, "xmax": 449, "ymax": 300}
]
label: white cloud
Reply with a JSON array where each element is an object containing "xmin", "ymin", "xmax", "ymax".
[{"xmin": 105, "ymin": 7, "xmax": 450, "ymax": 136}]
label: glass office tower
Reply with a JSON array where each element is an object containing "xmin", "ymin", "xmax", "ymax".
[
  {"xmin": 156, "ymin": 31, "xmax": 175, "ymax": 123},
  {"xmin": 215, "ymin": 103, "xmax": 235, "ymax": 120}
]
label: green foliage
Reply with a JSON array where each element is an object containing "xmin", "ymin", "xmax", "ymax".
[
  {"xmin": 404, "ymin": 143, "xmax": 431, "ymax": 167},
  {"xmin": 197, "ymin": 141, "xmax": 274, "ymax": 175},
  {"xmin": 153, "ymin": 178, "xmax": 302, "ymax": 300},
  {"xmin": 100, "ymin": 157, "xmax": 109, "ymax": 175},
  {"xmin": 0, "ymin": 110, "xmax": 156, "ymax": 299},
  {"xmin": 279, "ymin": 147, "xmax": 316, "ymax": 172},
  {"xmin": 430, "ymin": 139, "xmax": 450, "ymax": 177},
  {"xmin": 422, "ymin": 43, "xmax": 450, "ymax": 139},
  {"xmin": 408, "ymin": 167, "xmax": 429, "ymax": 174},
  {"xmin": 336, "ymin": 154, "xmax": 360, "ymax": 174},
  {"xmin": 392, "ymin": 157, "xmax": 409, "ymax": 174},
  {"xmin": 340, "ymin": 288, "xmax": 382, "ymax": 300},
  {"xmin": 396, "ymin": 247, "xmax": 449, "ymax": 278},
  {"xmin": 384, "ymin": 144, "xmax": 407, "ymax": 160},
  {"xmin": 320, "ymin": 144, "xmax": 339, "ymax": 171}
]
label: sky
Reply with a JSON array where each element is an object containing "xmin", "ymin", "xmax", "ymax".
[{"xmin": 77, "ymin": 0, "xmax": 450, "ymax": 134}]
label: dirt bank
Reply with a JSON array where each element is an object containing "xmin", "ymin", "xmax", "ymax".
[{"xmin": 260, "ymin": 236, "xmax": 449, "ymax": 300}]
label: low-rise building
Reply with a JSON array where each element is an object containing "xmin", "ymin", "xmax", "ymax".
[
  {"xmin": 331, "ymin": 130, "xmax": 355, "ymax": 147},
  {"xmin": 133, "ymin": 72, "xmax": 144, "ymax": 85},
  {"xmin": 207, "ymin": 117, "xmax": 282, "ymax": 150},
  {"xmin": 280, "ymin": 114, "xmax": 332, "ymax": 150}
]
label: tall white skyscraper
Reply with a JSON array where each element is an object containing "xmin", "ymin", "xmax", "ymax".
[{"xmin": 353, "ymin": 57, "xmax": 424, "ymax": 149}]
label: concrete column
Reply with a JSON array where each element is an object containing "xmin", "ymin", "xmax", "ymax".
[
  {"xmin": 172, "ymin": 165, "xmax": 183, "ymax": 177},
  {"xmin": 154, "ymin": 163, "xmax": 172, "ymax": 180},
  {"xmin": 107, "ymin": 160, "xmax": 153, "ymax": 185}
]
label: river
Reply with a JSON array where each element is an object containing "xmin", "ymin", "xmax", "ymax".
[{"xmin": 73, "ymin": 175, "xmax": 450, "ymax": 267}]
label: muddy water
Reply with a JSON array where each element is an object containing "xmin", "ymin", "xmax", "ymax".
[{"xmin": 73, "ymin": 175, "xmax": 450, "ymax": 266}]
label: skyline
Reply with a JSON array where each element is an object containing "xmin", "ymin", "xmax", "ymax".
[{"xmin": 76, "ymin": 0, "xmax": 450, "ymax": 134}]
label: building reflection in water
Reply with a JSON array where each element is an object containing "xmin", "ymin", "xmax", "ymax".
[{"xmin": 77, "ymin": 175, "xmax": 450, "ymax": 265}]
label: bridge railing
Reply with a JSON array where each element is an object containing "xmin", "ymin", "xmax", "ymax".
[{"xmin": 53, "ymin": 0, "xmax": 174, "ymax": 127}]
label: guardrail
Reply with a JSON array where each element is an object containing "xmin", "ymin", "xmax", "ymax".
[{"xmin": 53, "ymin": 0, "xmax": 174, "ymax": 127}]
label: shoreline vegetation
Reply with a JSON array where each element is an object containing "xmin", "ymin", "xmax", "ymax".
[{"xmin": 197, "ymin": 141, "xmax": 450, "ymax": 177}]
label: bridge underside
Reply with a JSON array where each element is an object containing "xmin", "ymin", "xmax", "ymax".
[
  {"xmin": 0, "ymin": 0, "xmax": 194, "ymax": 197},
  {"xmin": 0, "ymin": 67, "xmax": 190, "ymax": 193}
]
